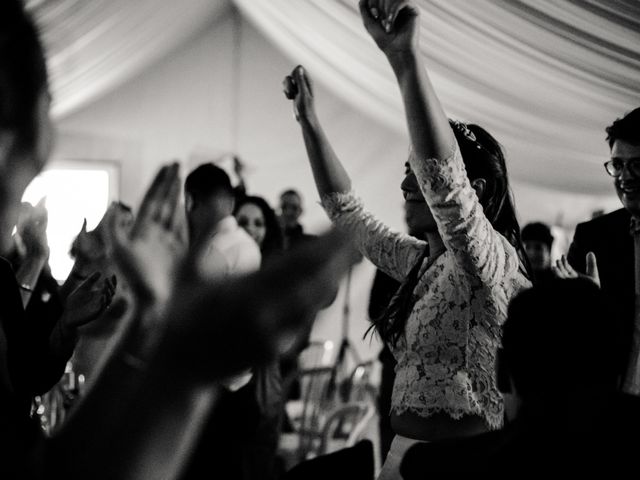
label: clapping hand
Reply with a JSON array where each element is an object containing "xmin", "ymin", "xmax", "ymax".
[
  {"xmin": 95, "ymin": 202, "xmax": 134, "ymax": 253},
  {"xmin": 63, "ymin": 272, "xmax": 117, "ymax": 329},
  {"xmin": 552, "ymin": 252, "xmax": 601, "ymax": 288},
  {"xmin": 64, "ymin": 208, "xmax": 115, "ymax": 300},
  {"xmin": 50, "ymin": 271, "xmax": 117, "ymax": 357},
  {"xmin": 69, "ymin": 219, "xmax": 107, "ymax": 278},
  {"xmin": 71, "ymin": 203, "xmax": 133, "ymax": 267},
  {"xmin": 103, "ymin": 161, "xmax": 358, "ymax": 380},
  {"xmin": 159, "ymin": 229, "xmax": 358, "ymax": 379},
  {"xmin": 283, "ymin": 65, "xmax": 315, "ymax": 122},
  {"xmin": 359, "ymin": 0, "xmax": 420, "ymax": 56}
]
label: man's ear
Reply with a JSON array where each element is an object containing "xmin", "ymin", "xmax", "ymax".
[{"xmin": 471, "ymin": 178, "xmax": 486, "ymax": 202}]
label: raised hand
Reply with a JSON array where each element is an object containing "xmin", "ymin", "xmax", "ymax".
[
  {"xmin": 359, "ymin": 0, "xmax": 420, "ymax": 56},
  {"xmin": 70, "ymin": 203, "xmax": 133, "ymax": 267},
  {"xmin": 283, "ymin": 65, "xmax": 315, "ymax": 122},
  {"xmin": 109, "ymin": 163, "xmax": 186, "ymax": 307},
  {"xmin": 64, "ymin": 216, "xmax": 109, "ymax": 301},
  {"xmin": 70, "ymin": 218, "xmax": 107, "ymax": 273},
  {"xmin": 14, "ymin": 199, "xmax": 50, "ymax": 307},
  {"xmin": 15, "ymin": 198, "xmax": 49, "ymax": 260},
  {"xmin": 232, "ymin": 155, "xmax": 244, "ymax": 178},
  {"xmin": 552, "ymin": 252, "xmax": 600, "ymax": 288}
]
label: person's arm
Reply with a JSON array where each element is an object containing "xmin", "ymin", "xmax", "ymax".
[
  {"xmin": 48, "ymin": 165, "xmax": 356, "ymax": 479},
  {"xmin": 50, "ymin": 230, "xmax": 356, "ymax": 479},
  {"xmin": 359, "ymin": 0, "xmax": 453, "ymax": 164},
  {"xmin": 361, "ymin": 0, "xmax": 521, "ymax": 286},
  {"xmin": 233, "ymin": 155, "xmax": 248, "ymax": 199},
  {"xmin": 284, "ymin": 65, "xmax": 352, "ymax": 196},
  {"xmin": 283, "ymin": 65, "xmax": 425, "ymax": 280},
  {"xmin": 48, "ymin": 297, "xmax": 220, "ymax": 480},
  {"xmin": 47, "ymin": 164, "xmax": 212, "ymax": 479}
]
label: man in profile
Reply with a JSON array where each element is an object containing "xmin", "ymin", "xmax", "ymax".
[{"xmin": 185, "ymin": 163, "xmax": 261, "ymax": 279}]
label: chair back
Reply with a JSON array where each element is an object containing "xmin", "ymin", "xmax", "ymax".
[
  {"xmin": 319, "ymin": 402, "xmax": 376, "ymax": 454},
  {"xmin": 297, "ymin": 366, "xmax": 338, "ymax": 459},
  {"xmin": 299, "ymin": 340, "xmax": 335, "ymax": 370}
]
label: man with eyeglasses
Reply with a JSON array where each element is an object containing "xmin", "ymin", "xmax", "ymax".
[{"xmin": 567, "ymin": 107, "xmax": 640, "ymax": 394}]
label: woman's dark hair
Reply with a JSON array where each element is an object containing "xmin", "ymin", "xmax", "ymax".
[
  {"xmin": 454, "ymin": 121, "xmax": 532, "ymax": 281},
  {"xmin": 234, "ymin": 195, "xmax": 284, "ymax": 261},
  {"xmin": 0, "ymin": 0, "xmax": 48, "ymax": 154},
  {"xmin": 370, "ymin": 121, "xmax": 531, "ymax": 346}
]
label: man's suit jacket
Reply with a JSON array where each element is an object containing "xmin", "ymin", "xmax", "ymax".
[{"xmin": 567, "ymin": 208, "xmax": 635, "ymax": 377}]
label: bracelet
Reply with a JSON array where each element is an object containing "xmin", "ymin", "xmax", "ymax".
[{"xmin": 19, "ymin": 283, "xmax": 33, "ymax": 292}]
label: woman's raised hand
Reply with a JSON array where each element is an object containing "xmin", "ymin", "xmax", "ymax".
[
  {"xmin": 283, "ymin": 65, "xmax": 315, "ymax": 122},
  {"xmin": 359, "ymin": 0, "xmax": 420, "ymax": 56}
]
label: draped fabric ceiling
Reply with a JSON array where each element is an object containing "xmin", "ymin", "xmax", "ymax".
[
  {"xmin": 30, "ymin": 0, "xmax": 640, "ymax": 197},
  {"xmin": 234, "ymin": 0, "xmax": 640, "ymax": 195},
  {"xmin": 26, "ymin": 0, "xmax": 231, "ymax": 118}
]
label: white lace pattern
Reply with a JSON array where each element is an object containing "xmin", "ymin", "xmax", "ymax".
[{"xmin": 321, "ymin": 141, "xmax": 530, "ymax": 429}]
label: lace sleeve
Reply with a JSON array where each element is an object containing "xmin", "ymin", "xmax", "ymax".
[
  {"xmin": 321, "ymin": 191, "xmax": 425, "ymax": 281},
  {"xmin": 410, "ymin": 140, "xmax": 519, "ymax": 286}
]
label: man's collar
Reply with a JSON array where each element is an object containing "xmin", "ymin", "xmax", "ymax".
[{"xmin": 212, "ymin": 215, "xmax": 238, "ymax": 236}]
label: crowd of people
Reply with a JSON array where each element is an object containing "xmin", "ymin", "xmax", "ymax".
[{"xmin": 0, "ymin": 0, "xmax": 638, "ymax": 478}]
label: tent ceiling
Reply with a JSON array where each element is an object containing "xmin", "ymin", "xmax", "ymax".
[
  {"xmin": 28, "ymin": 0, "xmax": 640, "ymax": 195},
  {"xmin": 26, "ymin": 0, "xmax": 231, "ymax": 118},
  {"xmin": 234, "ymin": 0, "xmax": 640, "ymax": 195}
]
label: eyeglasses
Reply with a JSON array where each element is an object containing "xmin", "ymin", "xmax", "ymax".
[{"xmin": 604, "ymin": 158, "xmax": 640, "ymax": 178}]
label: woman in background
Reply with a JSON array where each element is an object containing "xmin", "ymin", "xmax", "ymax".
[{"xmin": 235, "ymin": 195, "xmax": 284, "ymax": 262}]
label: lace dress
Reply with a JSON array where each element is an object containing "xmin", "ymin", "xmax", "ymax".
[{"xmin": 322, "ymin": 141, "xmax": 530, "ymax": 429}]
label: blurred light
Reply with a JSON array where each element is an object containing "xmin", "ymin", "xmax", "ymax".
[
  {"xmin": 322, "ymin": 340, "xmax": 334, "ymax": 365},
  {"xmin": 22, "ymin": 167, "xmax": 113, "ymax": 281}
]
